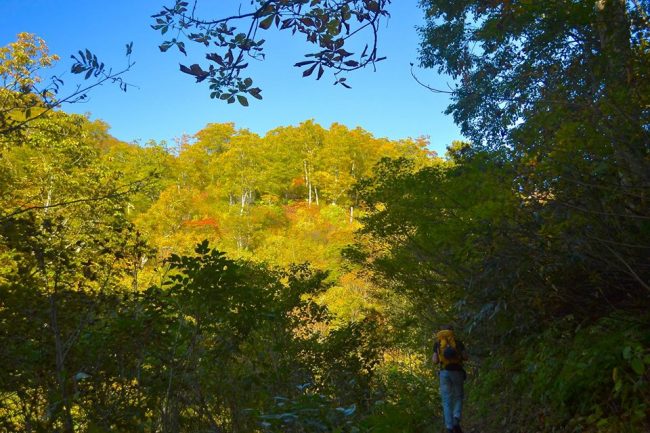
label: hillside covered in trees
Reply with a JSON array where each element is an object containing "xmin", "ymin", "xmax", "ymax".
[{"xmin": 1, "ymin": 1, "xmax": 650, "ymax": 432}]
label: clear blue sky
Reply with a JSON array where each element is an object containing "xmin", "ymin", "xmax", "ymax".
[{"xmin": 2, "ymin": 0, "xmax": 462, "ymax": 154}]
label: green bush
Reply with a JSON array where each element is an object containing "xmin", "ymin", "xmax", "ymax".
[
  {"xmin": 468, "ymin": 313, "xmax": 650, "ymax": 433},
  {"xmin": 360, "ymin": 357, "xmax": 440, "ymax": 433}
]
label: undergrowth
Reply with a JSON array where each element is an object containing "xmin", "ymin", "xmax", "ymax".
[{"xmin": 467, "ymin": 313, "xmax": 650, "ymax": 433}]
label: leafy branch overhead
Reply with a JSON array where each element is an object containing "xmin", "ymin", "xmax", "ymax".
[
  {"xmin": 0, "ymin": 34, "xmax": 135, "ymax": 138},
  {"xmin": 70, "ymin": 42, "xmax": 134, "ymax": 93},
  {"xmin": 151, "ymin": 0, "xmax": 391, "ymax": 105}
]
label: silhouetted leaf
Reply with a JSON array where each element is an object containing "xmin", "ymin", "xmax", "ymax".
[
  {"xmin": 237, "ymin": 95, "xmax": 249, "ymax": 106},
  {"xmin": 303, "ymin": 63, "xmax": 317, "ymax": 77},
  {"xmin": 259, "ymin": 15, "xmax": 274, "ymax": 30}
]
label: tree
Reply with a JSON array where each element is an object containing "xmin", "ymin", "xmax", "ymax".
[
  {"xmin": 216, "ymin": 129, "xmax": 265, "ymax": 214},
  {"xmin": 0, "ymin": 110, "xmax": 151, "ymax": 432},
  {"xmin": 350, "ymin": 143, "xmax": 650, "ymax": 432},
  {"xmin": 418, "ymin": 0, "xmax": 650, "ymax": 200},
  {"xmin": 415, "ymin": 1, "xmax": 650, "ymax": 313},
  {"xmin": 0, "ymin": 33, "xmax": 134, "ymax": 141},
  {"xmin": 0, "ymin": 36, "xmax": 154, "ymax": 431},
  {"xmin": 0, "ymin": 33, "xmax": 59, "ymax": 141},
  {"xmin": 419, "ymin": 1, "xmax": 648, "ymax": 148},
  {"xmin": 152, "ymin": 0, "xmax": 391, "ymax": 104},
  {"xmin": 178, "ymin": 122, "xmax": 237, "ymax": 189}
]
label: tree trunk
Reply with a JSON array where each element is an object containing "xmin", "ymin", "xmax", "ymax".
[
  {"xmin": 41, "ymin": 186, "xmax": 74, "ymax": 432},
  {"xmin": 304, "ymin": 160, "xmax": 312, "ymax": 206},
  {"xmin": 49, "ymin": 294, "xmax": 75, "ymax": 433},
  {"xmin": 308, "ymin": 183, "xmax": 312, "ymax": 206},
  {"xmin": 594, "ymin": 0, "xmax": 649, "ymax": 186}
]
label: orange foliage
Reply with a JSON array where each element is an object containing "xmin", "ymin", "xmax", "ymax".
[
  {"xmin": 183, "ymin": 217, "xmax": 220, "ymax": 230},
  {"xmin": 283, "ymin": 202, "xmax": 321, "ymax": 221}
]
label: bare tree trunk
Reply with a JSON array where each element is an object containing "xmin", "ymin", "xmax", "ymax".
[
  {"xmin": 308, "ymin": 183, "xmax": 312, "ymax": 206},
  {"xmin": 304, "ymin": 160, "xmax": 312, "ymax": 206}
]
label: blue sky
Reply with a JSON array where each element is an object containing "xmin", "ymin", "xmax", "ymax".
[{"xmin": 2, "ymin": 0, "xmax": 462, "ymax": 155}]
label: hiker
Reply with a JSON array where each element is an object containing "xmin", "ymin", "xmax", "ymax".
[{"xmin": 432, "ymin": 325, "xmax": 468, "ymax": 433}]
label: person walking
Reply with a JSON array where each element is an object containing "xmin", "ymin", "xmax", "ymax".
[{"xmin": 432, "ymin": 325, "xmax": 468, "ymax": 433}]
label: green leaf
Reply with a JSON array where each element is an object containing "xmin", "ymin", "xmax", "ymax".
[
  {"xmin": 259, "ymin": 15, "xmax": 274, "ymax": 30},
  {"xmin": 630, "ymin": 358, "xmax": 645, "ymax": 376},
  {"xmin": 614, "ymin": 379, "xmax": 622, "ymax": 393},
  {"xmin": 623, "ymin": 346, "xmax": 633, "ymax": 360},
  {"xmin": 249, "ymin": 88, "xmax": 263, "ymax": 100},
  {"xmin": 237, "ymin": 95, "xmax": 249, "ymax": 106}
]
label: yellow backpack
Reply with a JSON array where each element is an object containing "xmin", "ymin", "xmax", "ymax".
[{"xmin": 436, "ymin": 329, "xmax": 461, "ymax": 367}]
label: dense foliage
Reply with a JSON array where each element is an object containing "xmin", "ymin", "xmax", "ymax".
[
  {"xmin": 352, "ymin": 145, "xmax": 649, "ymax": 432},
  {"xmin": 0, "ymin": 35, "xmax": 438, "ymax": 432},
  {"xmin": 0, "ymin": 87, "xmax": 408, "ymax": 431}
]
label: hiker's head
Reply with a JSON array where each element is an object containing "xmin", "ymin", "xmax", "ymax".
[{"xmin": 439, "ymin": 324, "xmax": 454, "ymax": 332}]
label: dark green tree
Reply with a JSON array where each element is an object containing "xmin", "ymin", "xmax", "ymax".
[{"xmin": 418, "ymin": 0, "xmax": 650, "ymax": 315}]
